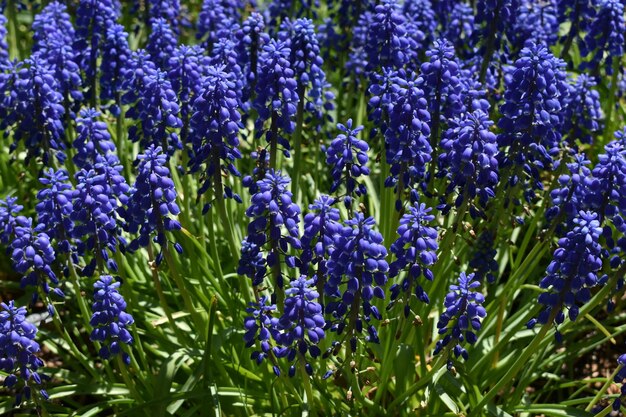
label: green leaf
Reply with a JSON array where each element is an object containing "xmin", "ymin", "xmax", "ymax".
[
  {"xmin": 151, "ymin": 351, "xmax": 189, "ymax": 417},
  {"xmin": 222, "ymin": 363, "xmax": 263, "ymax": 383},
  {"xmin": 512, "ymin": 405, "xmax": 594, "ymax": 417},
  {"xmin": 393, "ymin": 343, "xmax": 415, "ymax": 395}
]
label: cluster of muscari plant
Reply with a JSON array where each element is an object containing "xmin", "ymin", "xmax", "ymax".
[
  {"xmin": 0, "ymin": 0, "xmax": 625, "ymax": 411},
  {"xmin": 497, "ymin": 41, "xmax": 570, "ymax": 204},
  {"xmin": 0, "ymin": 301, "xmax": 48, "ymax": 405},
  {"xmin": 324, "ymin": 120, "xmax": 369, "ymax": 208},
  {"xmin": 434, "ymin": 272, "xmax": 486, "ymax": 365},
  {"xmin": 90, "ymin": 275, "xmax": 134, "ymax": 363}
]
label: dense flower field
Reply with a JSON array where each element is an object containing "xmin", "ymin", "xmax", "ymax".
[{"xmin": 0, "ymin": 0, "xmax": 625, "ymax": 415}]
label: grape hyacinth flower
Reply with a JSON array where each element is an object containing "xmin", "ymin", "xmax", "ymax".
[
  {"xmin": 586, "ymin": 142, "xmax": 626, "ymax": 225},
  {"xmin": 368, "ymin": 66, "xmax": 400, "ymax": 141},
  {"xmin": 73, "ymin": 108, "xmax": 116, "ymax": 169},
  {"xmin": 100, "ymin": 24, "xmax": 131, "ymax": 116},
  {"xmin": 442, "ymin": 3, "xmax": 475, "ymax": 56},
  {"xmin": 402, "ymin": 0, "xmax": 434, "ymax": 54},
  {"xmin": 126, "ymin": 70, "xmax": 183, "ymax": 155},
  {"xmin": 434, "ymin": 272, "xmax": 486, "ymax": 364},
  {"xmin": 237, "ymin": 237, "xmax": 267, "ymax": 286},
  {"xmin": 33, "ymin": 37, "xmax": 83, "ymax": 117},
  {"xmin": 32, "ymin": 1, "xmax": 75, "ymax": 53},
  {"xmin": 389, "ymin": 202, "xmax": 438, "ymax": 315},
  {"xmin": 546, "ymin": 153, "xmax": 592, "ymax": 227},
  {"xmin": 240, "ymin": 170, "xmax": 301, "ymax": 294},
  {"xmin": 275, "ymin": 276, "xmax": 325, "ymax": 376},
  {"xmin": 207, "ymin": 38, "xmax": 245, "ymax": 100},
  {"xmin": 74, "ymin": 0, "xmax": 118, "ymax": 102},
  {"xmin": 149, "ymin": 0, "xmax": 181, "ymax": 32},
  {"xmin": 167, "ymin": 45, "xmax": 207, "ymax": 144},
  {"xmin": 326, "ymin": 213, "xmax": 389, "ymax": 348},
  {"xmin": 243, "ymin": 296, "xmax": 280, "ymax": 372},
  {"xmin": 365, "ymin": 0, "xmax": 416, "ymax": 73},
  {"xmin": 383, "ymin": 70, "xmax": 432, "ymax": 206},
  {"xmin": 324, "ymin": 120, "xmax": 369, "ymax": 208},
  {"xmin": 419, "ymin": 38, "xmax": 464, "ymax": 157},
  {"xmin": 562, "ymin": 75, "xmax": 602, "ymax": 145},
  {"xmin": 196, "ymin": 0, "xmax": 239, "ymax": 49},
  {"xmin": 94, "ymin": 154, "xmax": 131, "ymax": 215},
  {"xmin": 253, "ymin": 40, "xmax": 299, "ymax": 168},
  {"xmin": 346, "ymin": 11, "xmax": 373, "ymax": 79},
  {"xmin": 35, "ymin": 169, "xmax": 76, "ymax": 254},
  {"xmin": 7, "ymin": 56, "xmax": 66, "ymax": 166},
  {"xmin": 497, "ymin": 42, "xmax": 569, "ymax": 204},
  {"xmin": 0, "ymin": 301, "xmax": 48, "ymax": 405},
  {"xmin": 121, "ymin": 50, "xmax": 158, "ymax": 109},
  {"xmin": 300, "ymin": 195, "xmax": 341, "ymax": 293},
  {"xmin": 527, "ymin": 211, "xmax": 604, "ymax": 341},
  {"xmin": 0, "ymin": 196, "xmax": 27, "ymax": 244},
  {"xmin": 31, "ymin": 3, "xmax": 81, "ymax": 114},
  {"xmin": 125, "ymin": 145, "xmax": 182, "ymax": 257},
  {"xmin": 508, "ymin": 0, "xmax": 559, "ymax": 50},
  {"xmin": 469, "ymin": 230, "xmax": 499, "ymax": 283},
  {"xmin": 581, "ymin": 0, "xmax": 624, "ymax": 73},
  {"xmin": 457, "ymin": 69, "xmax": 491, "ymax": 113},
  {"xmin": 438, "ymin": 109, "xmax": 499, "ymax": 216},
  {"xmin": 234, "ymin": 12, "xmax": 269, "ymax": 100},
  {"xmin": 0, "ymin": 15, "xmax": 7, "ymax": 68},
  {"xmin": 147, "ymin": 18, "xmax": 178, "ymax": 69},
  {"xmin": 72, "ymin": 169, "xmax": 124, "ymax": 276},
  {"xmin": 90, "ymin": 275, "xmax": 134, "ymax": 364},
  {"xmin": 278, "ymin": 18, "xmax": 327, "ymax": 113},
  {"xmin": 474, "ymin": 0, "xmax": 518, "ymax": 81},
  {"xmin": 10, "ymin": 220, "xmax": 62, "ymax": 312},
  {"xmin": 188, "ymin": 65, "xmax": 242, "ymax": 202}
]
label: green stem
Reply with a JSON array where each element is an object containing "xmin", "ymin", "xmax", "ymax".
[
  {"xmin": 469, "ymin": 318, "xmax": 554, "ymax": 416},
  {"xmin": 387, "ymin": 354, "xmax": 447, "ymax": 411},
  {"xmin": 66, "ymin": 260, "xmax": 93, "ymax": 334},
  {"xmin": 269, "ymin": 113, "xmax": 278, "ymax": 170},
  {"xmin": 50, "ymin": 312, "xmax": 98, "ymax": 380},
  {"xmin": 146, "ymin": 243, "xmax": 185, "ymax": 340},
  {"xmin": 585, "ymin": 363, "xmax": 623, "ymax": 411},
  {"xmin": 161, "ymin": 239, "xmax": 206, "ymax": 340},
  {"xmin": 603, "ymin": 58, "xmax": 621, "ymax": 145},
  {"xmin": 291, "ymin": 84, "xmax": 306, "ymax": 203},
  {"xmin": 115, "ymin": 355, "xmax": 143, "ymax": 407},
  {"xmin": 7, "ymin": 0, "xmax": 19, "ymax": 60},
  {"xmin": 299, "ymin": 358, "xmax": 315, "ymax": 415}
]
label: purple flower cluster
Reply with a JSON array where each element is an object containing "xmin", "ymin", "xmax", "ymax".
[
  {"xmin": 125, "ymin": 145, "xmax": 182, "ymax": 257},
  {"xmin": 35, "ymin": 169, "xmax": 76, "ymax": 253},
  {"xmin": 498, "ymin": 42, "xmax": 569, "ymax": 203},
  {"xmin": 100, "ymin": 24, "xmax": 131, "ymax": 115},
  {"xmin": 10, "ymin": 220, "xmax": 62, "ymax": 313},
  {"xmin": 326, "ymin": 213, "xmax": 389, "ymax": 347},
  {"xmin": 239, "ymin": 170, "xmax": 301, "ymax": 289},
  {"xmin": 324, "ymin": 120, "xmax": 369, "ymax": 208},
  {"xmin": 300, "ymin": 195, "xmax": 341, "ymax": 286},
  {"xmin": 90, "ymin": 275, "xmax": 134, "ymax": 363},
  {"xmin": 389, "ymin": 202, "xmax": 438, "ymax": 313},
  {"xmin": 188, "ymin": 66, "xmax": 243, "ymax": 201},
  {"xmin": 0, "ymin": 301, "xmax": 48, "ymax": 405},
  {"xmin": 73, "ymin": 108, "xmax": 117, "ymax": 169},
  {"xmin": 528, "ymin": 211, "xmax": 604, "ymax": 341},
  {"xmin": 439, "ymin": 109, "xmax": 499, "ymax": 214},
  {"xmin": 434, "ymin": 272, "xmax": 486, "ymax": 363},
  {"xmin": 253, "ymin": 40, "xmax": 299, "ymax": 163}
]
